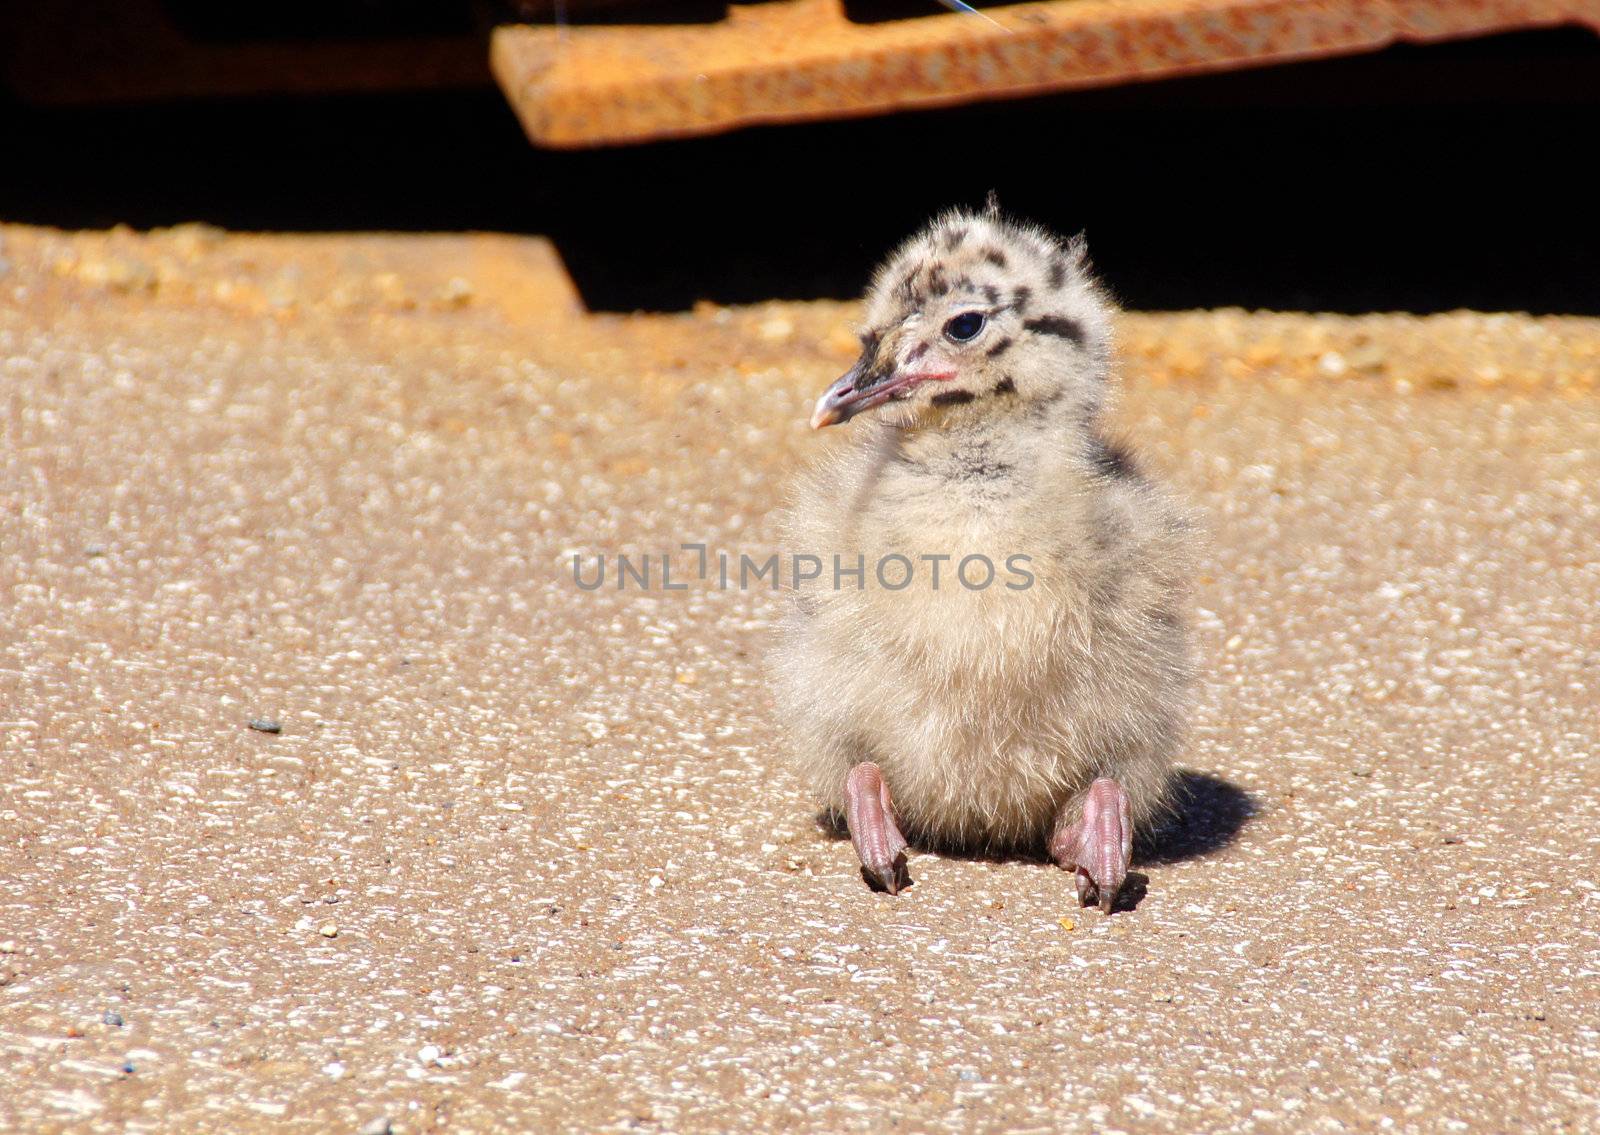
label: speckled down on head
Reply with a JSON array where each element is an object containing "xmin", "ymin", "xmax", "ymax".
[{"xmin": 775, "ymin": 201, "xmax": 1195, "ymax": 912}]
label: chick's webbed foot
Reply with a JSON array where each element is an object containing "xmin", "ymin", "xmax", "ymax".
[
  {"xmin": 845, "ymin": 762, "xmax": 909, "ymax": 894},
  {"xmin": 1050, "ymin": 777, "xmax": 1132, "ymax": 914}
]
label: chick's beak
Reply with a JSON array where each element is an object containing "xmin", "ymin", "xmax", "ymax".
[{"xmin": 809, "ymin": 355, "xmax": 955, "ymax": 430}]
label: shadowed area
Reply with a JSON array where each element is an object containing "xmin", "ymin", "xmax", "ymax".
[
  {"xmin": 2, "ymin": 28, "xmax": 1598, "ymax": 313},
  {"xmin": 1139, "ymin": 770, "xmax": 1260, "ymax": 865}
]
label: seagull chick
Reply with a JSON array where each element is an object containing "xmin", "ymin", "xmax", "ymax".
[{"xmin": 775, "ymin": 204, "xmax": 1194, "ymax": 912}]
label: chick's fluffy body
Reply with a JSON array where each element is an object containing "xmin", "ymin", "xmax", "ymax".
[{"xmin": 775, "ymin": 209, "xmax": 1194, "ymax": 853}]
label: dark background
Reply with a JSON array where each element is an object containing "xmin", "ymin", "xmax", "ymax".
[{"xmin": 3, "ymin": 3, "xmax": 1597, "ymax": 314}]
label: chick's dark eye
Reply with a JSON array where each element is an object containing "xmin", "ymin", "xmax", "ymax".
[{"xmin": 944, "ymin": 312, "xmax": 986, "ymax": 343}]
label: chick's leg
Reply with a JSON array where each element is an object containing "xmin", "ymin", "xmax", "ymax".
[
  {"xmin": 845, "ymin": 762, "xmax": 909, "ymax": 894},
  {"xmin": 1050, "ymin": 777, "xmax": 1132, "ymax": 914}
]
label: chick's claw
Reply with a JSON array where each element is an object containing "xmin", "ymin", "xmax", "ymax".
[
  {"xmin": 845, "ymin": 761, "xmax": 909, "ymax": 894},
  {"xmin": 1051, "ymin": 777, "xmax": 1133, "ymax": 914}
]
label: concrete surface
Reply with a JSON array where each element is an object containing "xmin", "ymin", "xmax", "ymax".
[{"xmin": 2, "ymin": 225, "xmax": 1598, "ymax": 1133}]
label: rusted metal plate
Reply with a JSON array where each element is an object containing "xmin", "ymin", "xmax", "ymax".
[{"xmin": 491, "ymin": 0, "xmax": 1600, "ymax": 147}]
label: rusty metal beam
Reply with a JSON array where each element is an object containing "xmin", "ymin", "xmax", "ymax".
[{"xmin": 491, "ymin": 0, "xmax": 1600, "ymax": 147}]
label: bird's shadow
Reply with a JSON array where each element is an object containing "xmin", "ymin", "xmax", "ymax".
[
  {"xmin": 1137, "ymin": 769, "xmax": 1259, "ymax": 865},
  {"xmin": 816, "ymin": 769, "xmax": 1256, "ymax": 908}
]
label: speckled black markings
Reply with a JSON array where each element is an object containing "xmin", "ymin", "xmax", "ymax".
[
  {"xmin": 980, "ymin": 284, "xmax": 1001, "ymax": 305},
  {"xmin": 1010, "ymin": 286, "xmax": 1032, "ymax": 313},
  {"xmin": 854, "ymin": 358, "xmax": 891, "ymax": 392},
  {"xmin": 993, "ymin": 376, "xmax": 1017, "ymax": 395},
  {"xmin": 927, "ymin": 267, "xmax": 950, "ymax": 297},
  {"xmin": 1026, "ymin": 387, "xmax": 1068, "ymax": 422},
  {"xmin": 942, "ymin": 227, "xmax": 968, "ymax": 251},
  {"xmin": 954, "ymin": 453, "xmax": 1014, "ymax": 481},
  {"xmin": 906, "ymin": 341, "xmax": 930, "ymax": 363},
  {"xmin": 1023, "ymin": 315, "xmax": 1086, "ymax": 345},
  {"xmin": 1047, "ymin": 257, "xmax": 1068, "ymax": 289},
  {"xmin": 985, "ymin": 337, "xmax": 1014, "ymax": 359},
  {"xmin": 1090, "ymin": 435, "xmax": 1138, "ymax": 479},
  {"xmin": 1148, "ymin": 606, "xmax": 1181, "ymax": 630},
  {"xmin": 931, "ymin": 390, "xmax": 977, "ymax": 408},
  {"xmin": 983, "ymin": 248, "xmax": 1007, "ymax": 268}
]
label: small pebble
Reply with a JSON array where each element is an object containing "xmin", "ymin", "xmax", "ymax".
[
  {"xmin": 1317, "ymin": 350, "xmax": 1349, "ymax": 376},
  {"xmin": 357, "ymin": 1119, "xmax": 393, "ymax": 1135},
  {"xmin": 103, "ymin": 1011, "xmax": 124, "ymax": 1027},
  {"xmin": 319, "ymin": 922, "xmax": 339, "ymax": 938},
  {"xmin": 249, "ymin": 718, "xmax": 282, "ymax": 734},
  {"xmin": 122, "ymin": 1062, "xmax": 135, "ymax": 1075},
  {"xmin": 758, "ymin": 316, "xmax": 794, "ymax": 342},
  {"xmin": 417, "ymin": 1044, "xmax": 442, "ymax": 1065}
]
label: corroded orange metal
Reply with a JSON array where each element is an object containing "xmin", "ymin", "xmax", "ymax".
[{"xmin": 491, "ymin": 0, "xmax": 1600, "ymax": 147}]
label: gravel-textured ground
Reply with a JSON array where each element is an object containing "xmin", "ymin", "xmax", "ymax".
[{"xmin": 2, "ymin": 225, "xmax": 1598, "ymax": 1133}]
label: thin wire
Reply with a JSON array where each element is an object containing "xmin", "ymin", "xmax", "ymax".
[{"xmin": 932, "ymin": 0, "xmax": 1008, "ymax": 30}]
